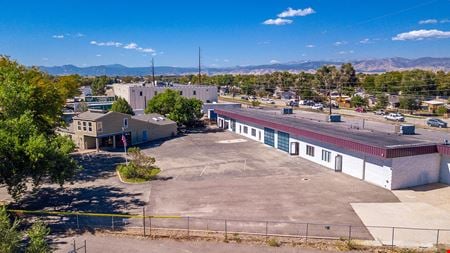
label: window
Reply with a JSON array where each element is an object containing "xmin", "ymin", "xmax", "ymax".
[
  {"xmin": 139, "ymin": 91, "xmax": 143, "ymax": 96},
  {"xmin": 322, "ymin": 150, "xmax": 331, "ymax": 162},
  {"xmin": 154, "ymin": 91, "xmax": 157, "ymax": 96},
  {"xmin": 243, "ymin": 126, "xmax": 248, "ymax": 134},
  {"xmin": 88, "ymin": 122, "xmax": 92, "ymax": 132},
  {"xmin": 264, "ymin": 128, "xmax": 275, "ymax": 147},
  {"xmin": 251, "ymin": 128, "xmax": 256, "ymax": 137},
  {"xmin": 77, "ymin": 121, "xmax": 81, "ymax": 130},
  {"xmin": 123, "ymin": 118, "xmax": 129, "ymax": 128},
  {"xmin": 82, "ymin": 121, "xmax": 87, "ymax": 131},
  {"xmin": 277, "ymin": 131, "xmax": 289, "ymax": 152},
  {"xmin": 97, "ymin": 122, "xmax": 103, "ymax": 133},
  {"xmin": 179, "ymin": 91, "xmax": 183, "ymax": 95},
  {"xmin": 306, "ymin": 145, "xmax": 315, "ymax": 156},
  {"xmin": 193, "ymin": 90, "xmax": 196, "ymax": 95}
]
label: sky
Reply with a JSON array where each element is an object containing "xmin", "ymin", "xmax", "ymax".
[{"xmin": 0, "ymin": 0, "xmax": 449, "ymax": 68}]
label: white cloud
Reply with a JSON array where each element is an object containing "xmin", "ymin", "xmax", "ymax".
[
  {"xmin": 42, "ymin": 57, "xmax": 49, "ymax": 61},
  {"xmin": 263, "ymin": 18, "xmax": 293, "ymax": 25},
  {"xmin": 338, "ymin": 50, "xmax": 354, "ymax": 55},
  {"xmin": 278, "ymin": 7, "xmax": 315, "ymax": 18},
  {"xmin": 124, "ymin": 42, "xmax": 138, "ymax": 49},
  {"xmin": 75, "ymin": 32, "xmax": 85, "ymax": 37},
  {"xmin": 224, "ymin": 59, "xmax": 230, "ymax": 63},
  {"xmin": 90, "ymin": 41, "xmax": 123, "ymax": 47},
  {"xmin": 440, "ymin": 19, "xmax": 450, "ymax": 23},
  {"xmin": 305, "ymin": 44, "xmax": 315, "ymax": 48},
  {"xmin": 392, "ymin": 29, "xmax": 450, "ymax": 40},
  {"xmin": 334, "ymin": 41, "xmax": 348, "ymax": 46},
  {"xmin": 270, "ymin": 59, "xmax": 280, "ymax": 64},
  {"xmin": 139, "ymin": 48, "xmax": 155, "ymax": 53},
  {"xmin": 419, "ymin": 19, "xmax": 438, "ymax": 24},
  {"xmin": 96, "ymin": 54, "xmax": 102, "ymax": 57},
  {"xmin": 359, "ymin": 38, "xmax": 372, "ymax": 44},
  {"xmin": 258, "ymin": 41, "xmax": 271, "ymax": 45},
  {"xmin": 52, "ymin": 35, "xmax": 64, "ymax": 39}
]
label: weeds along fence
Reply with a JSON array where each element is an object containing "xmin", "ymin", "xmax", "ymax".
[{"xmin": 8, "ymin": 209, "xmax": 450, "ymax": 248}]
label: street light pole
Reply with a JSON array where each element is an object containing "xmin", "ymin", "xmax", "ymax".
[{"xmin": 122, "ymin": 127, "xmax": 128, "ymax": 165}]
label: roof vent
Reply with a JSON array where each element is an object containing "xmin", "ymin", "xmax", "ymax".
[
  {"xmin": 158, "ymin": 117, "xmax": 165, "ymax": 121},
  {"xmin": 152, "ymin": 117, "xmax": 159, "ymax": 121}
]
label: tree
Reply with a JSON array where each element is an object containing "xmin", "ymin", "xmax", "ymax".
[
  {"xmin": 26, "ymin": 221, "xmax": 51, "ymax": 253},
  {"xmin": 338, "ymin": 63, "xmax": 357, "ymax": 93},
  {"xmin": 91, "ymin": 75, "xmax": 111, "ymax": 95},
  {"xmin": 145, "ymin": 89, "xmax": 179, "ymax": 115},
  {"xmin": 376, "ymin": 94, "xmax": 388, "ymax": 109},
  {"xmin": 111, "ymin": 97, "xmax": 134, "ymax": 115},
  {"xmin": 0, "ymin": 57, "xmax": 81, "ymax": 199},
  {"xmin": 0, "ymin": 206, "xmax": 22, "ymax": 253},
  {"xmin": 350, "ymin": 95, "xmax": 368, "ymax": 107},
  {"xmin": 170, "ymin": 97, "xmax": 203, "ymax": 127},
  {"xmin": 54, "ymin": 75, "xmax": 81, "ymax": 98},
  {"xmin": 75, "ymin": 101, "xmax": 88, "ymax": 112},
  {"xmin": 399, "ymin": 96, "xmax": 420, "ymax": 112}
]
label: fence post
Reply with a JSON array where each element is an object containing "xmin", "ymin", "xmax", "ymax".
[
  {"xmin": 436, "ymin": 229, "xmax": 440, "ymax": 247},
  {"xmin": 84, "ymin": 240, "xmax": 87, "ymax": 253},
  {"xmin": 224, "ymin": 219, "xmax": 227, "ymax": 240},
  {"xmin": 348, "ymin": 225, "xmax": 352, "ymax": 241},
  {"xmin": 76, "ymin": 214, "xmax": 79, "ymax": 230},
  {"xmin": 305, "ymin": 223, "xmax": 309, "ymax": 244},
  {"xmin": 73, "ymin": 239, "xmax": 76, "ymax": 252},
  {"xmin": 112, "ymin": 216, "xmax": 114, "ymax": 230},
  {"xmin": 149, "ymin": 217, "xmax": 152, "ymax": 237},
  {"xmin": 265, "ymin": 221, "xmax": 269, "ymax": 241},
  {"xmin": 187, "ymin": 216, "xmax": 190, "ymax": 238},
  {"xmin": 391, "ymin": 227, "xmax": 395, "ymax": 249},
  {"xmin": 143, "ymin": 207, "xmax": 146, "ymax": 237}
]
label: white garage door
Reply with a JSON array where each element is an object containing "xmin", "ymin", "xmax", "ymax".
[
  {"xmin": 364, "ymin": 163, "xmax": 391, "ymax": 189},
  {"xmin": 341, "ymin": 155, "xmax": 364, "ymax": 179}
]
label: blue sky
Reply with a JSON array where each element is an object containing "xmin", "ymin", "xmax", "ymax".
[{"xmin": 0, "ymin": 0, "xmax": 449, "ymax": 67}]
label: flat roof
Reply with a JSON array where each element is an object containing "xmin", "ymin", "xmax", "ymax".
[
  {"xmin": 132, "ymin": 114, "xmax": 176, "ymax": 126},
  {"xmin": 215, "ymin": 108, "xmax": 437, "ymax": 158}
]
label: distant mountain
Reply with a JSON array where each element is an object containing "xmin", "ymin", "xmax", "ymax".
[{"xmin": 38, "ymin": 57, "xmax": 450, "ymax": 76}]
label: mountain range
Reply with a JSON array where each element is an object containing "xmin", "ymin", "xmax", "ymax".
[{"xmin": 38, "ymin": 57, "xmax": 450, "ymax": 76}]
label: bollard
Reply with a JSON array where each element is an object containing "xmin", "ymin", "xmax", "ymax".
[
  {"xmin": 391, "ymin": 227, "xmax": 395, "ymax": 249},
  {"xmin": 436, "ymin": 229, "xmax": 440, "ymax": 247},
  {"xmin": 149, "ymin": 217, "xmax": 152, "ymax": 237},
  {"xmin": 348, "ymin": 226, "xmax": 352, "ymax": 241},
  {"xmin": 143, "ymin": 207, "xmax": 146, "ymax": 236},
  {"xmin": 112, "ymin": 216, "xmax": 114, "ymax": 230},
  {"xmin": 84, "ymin": 240, "xmax": 87, "ymax": 253}
]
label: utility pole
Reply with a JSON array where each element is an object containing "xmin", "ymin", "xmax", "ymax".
[
  {"xmin": 198, "ymin": 47, "xmax": 202, "ymax": 85},
  {"xmin": 151, "ymin": 57, "xmax": 155, "ymax": 85},
  {"xmin": 329, "ymin": 81, "xmax": 332, "ymax": 115}
]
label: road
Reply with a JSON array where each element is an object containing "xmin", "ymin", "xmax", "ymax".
[
  {"xmin": 219, "ymin": 96, "xmax": 450, "ymax": 143},
  {"xmin": 54, "ymin": 233, "xmax": 336, "ymax": 253}
]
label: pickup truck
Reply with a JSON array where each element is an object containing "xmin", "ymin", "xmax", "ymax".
[{"xmin": 384, "ymin": 113, "xmax": 405, "ymax": 122}]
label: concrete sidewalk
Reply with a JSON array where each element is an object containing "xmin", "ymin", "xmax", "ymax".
[
  {"xmin": 53, "ymin": 233, "xmax": 334, "ymax": 253},
  {"xmin": 351, "ymin": 202, "xmax": 450, "ymax": 247}
]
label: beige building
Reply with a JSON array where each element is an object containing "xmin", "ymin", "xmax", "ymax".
[
  {"xmin": 70, "ymin": 111, "xmax": 177, "ymax": 151},
  {"xmin": 113, "ymin": 82, "xmax": 218, "ymax": 110}
]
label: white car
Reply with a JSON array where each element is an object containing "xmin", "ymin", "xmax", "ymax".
[
  {"xmin": 384, "ymin": 113, "xmax": 405, "ymax": 122},
  {"xmin": 266, "ymin": 99, "xmax": 275, "ymax": 104},
  {"xmin": 311, "ymin": 103, "xmax": 324, "ymax": 110}
]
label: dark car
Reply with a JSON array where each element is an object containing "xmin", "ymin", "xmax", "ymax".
[
  {"xmin": 355, "ymin": 107, "xmax": 366, "ymax": 113},
  {"xmin": 427, "ymin": 118, "xmax": 447, "ymax": 128}
]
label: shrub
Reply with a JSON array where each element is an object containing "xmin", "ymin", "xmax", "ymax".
[
  {"xmin": 436, "ymin": 106, "xmax": 448, "ymax": 116},
  {"xmin": 117, "ymin": 148, "xmax": 160, "ymax": 182},
  {"xmin": 251, "ymin": 100, "xmax": 261, "ymax": 107},
  {"xmin": 267, "ymin": 238, "xmax": 280, "ymax": 247}
]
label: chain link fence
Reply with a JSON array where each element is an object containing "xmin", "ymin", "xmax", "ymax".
[{"xmin": 9, "ymin": 209, "xmax": 450, "ymax": 249}]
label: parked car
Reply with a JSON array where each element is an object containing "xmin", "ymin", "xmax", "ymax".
[
  {"xmin": 240, "ymin": 95, "xmax": 248, "ymax": 100},
  {"xmin": 311, "ymin": 103, "xmax": 324, "ymax": 110},
  {"xmin": 373, "ymin": 109, "xmax": 386, "ymax": 115},
  {"xmin": 384, "ymin": 113, "xmax": 405, "ymax": 122},
  {"xmin": 305, "ymin": 100, "xmax": 316, "ymax": 106},
  {"xmin": 266, "ymin": 99, "xmax": 275, "ymax": 104},
  {"xmin": 355, "ymin": 107, "xmax": 366, "ymax": 113},
  {"xmin": 427, "ymin": 118, "xmax": 447, "ymax": 128},
  {"xmin": 286, "ymin": 99, "xmax": 299, "ymax": 107}
]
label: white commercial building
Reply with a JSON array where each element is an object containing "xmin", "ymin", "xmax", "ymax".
[
  {"xmin": 113, "ymin": 82, "xmax": 218, "ymax": 110},
  {"xmin": 215, "ymin": 108, "xmax": 448, "ymax": 190}
]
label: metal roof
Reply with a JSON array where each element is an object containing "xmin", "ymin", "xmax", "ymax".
[
  {"xmin": 215, "ymin": 108, "xmax": 438, "ymax": 159},
  {"xmin": 73, "ymin": 111, "xmax": 109, "ymax": 121}
]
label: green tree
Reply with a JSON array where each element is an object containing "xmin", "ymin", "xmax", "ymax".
[
  {"xmin": 91, "ymin": 75, "xmax": 111, "ymax": 95},
  {"xmin": 399, "ymin": 96, "xmax": 420, "ymax": 112},
  {"xmin": 54, "ymin": 75, "xmax": 81, "ymax": 98},
  {"xmin": 111, "ymin": 97, "xmax": 134, "ymax": 115},
  {"xmin": 350, "ymin": 95, "xmax": 368, "ymax": 107},
  {"xmin": 75, "ymin": 101, "xmax": 89, "ymax": 112},
  {"xmin": 338, "ymin": 63, "xmax": 357, "ymax": 93},
  {"xmin": 145, "ymin": 89, "xmax": 179, "ymax": 115},
  {"xmin": 376, "ymin": 94, "xmax": 388, "ymax": 109},
  {"xmin": 0, "ymin": 206, "xmax": 22, "ymax": 253},
  {"xmin": 26, "ymin": 221, "xmax": 51, "ymax": 253},
  {"xmin": 0, "ymin": 57, "xmax": 80, "ymax": 199},
  {"xmin": 170, "ymin": 97, "xmax": 203, "ymax": 127}
]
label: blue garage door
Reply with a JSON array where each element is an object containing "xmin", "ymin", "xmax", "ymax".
[
  {"xmin": 277, "ymin": 131, "xmax": 289, "ymax": 152},
  {"xmin": 264, "ymin": 128, "xmax": 275, "ymax": 147}
]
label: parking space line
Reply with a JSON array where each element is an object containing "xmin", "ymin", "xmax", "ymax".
[{"xmin": 199, "ymin": 166, "xmax": 207, "ymax": 176}]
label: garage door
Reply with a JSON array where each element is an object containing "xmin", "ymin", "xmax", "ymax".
[
  {"xmin": 364, "ymin": 163, "xmax": 391, "ymax": 189},
  {"xmin": 264, "ymin": 128, "xmax": 275, "ymax": 147}
]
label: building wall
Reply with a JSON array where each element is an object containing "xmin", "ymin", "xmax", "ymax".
[
  {"xmin": 217, "ymin": 115, "xmax": 394, "ymax": 189},
  {"xmin": 391, "ymin": 153, "xmax": 441, "ymax": 189},
  {"xmin": 113, "ymin": 84, "xmax": 218, "ymax": 110},
  {"xmin": 440, "ymin": 155, "xmax": 450, "ymax": 184}
]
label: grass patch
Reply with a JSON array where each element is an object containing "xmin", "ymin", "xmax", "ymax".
[
  {"xmin": 335, "ymin": 238, "xmax": 364, "ymax": 251},
  {"xmin": 117, "ymin": 164, "xmax": 160, "ymax": 183}
]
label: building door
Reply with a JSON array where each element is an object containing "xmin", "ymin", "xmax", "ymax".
[
  {"xmin": 142, "ymin": 130, "xmax": 148, "ymax": 142},
  {"xmin": 290, "ymin": 142, "xmax": 299, "ymax": 155},
  {"xmin": 335, "ymin": 155, "xmax": 343, "ymax": 172}
]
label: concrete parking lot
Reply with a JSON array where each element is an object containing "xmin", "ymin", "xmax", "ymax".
[{"xmin": 144, "ymin": 130, "xmax": 398, "ymax": 226}]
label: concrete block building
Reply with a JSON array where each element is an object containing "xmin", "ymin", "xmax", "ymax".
[
  {"xmin": 113, "ymin": 82, "xmax": 218, "ymax": 110},
  {"xmin": 70, "ymin": 111, "xmax": 177, "ymax": 151},
  {"xmin": 215, "ymin": 108, "xmax": 449, "ymax": 190}
]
